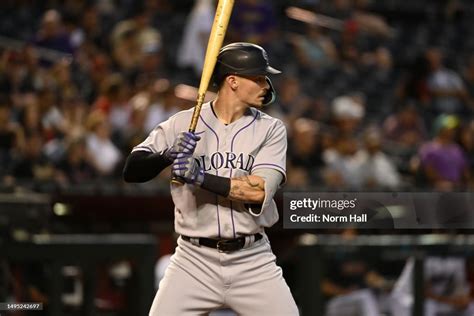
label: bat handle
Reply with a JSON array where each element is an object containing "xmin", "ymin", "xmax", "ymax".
[
  {"xmin": 171, "ymin": 126, "xmax": 196, "ymax": 186},
  {"xmin": 171, "ymin": 121, "xmax": 200, "ymax": 186},
  {"xmin": 171, "ymin": 176, "xmax": 184, "ymax": 186}
]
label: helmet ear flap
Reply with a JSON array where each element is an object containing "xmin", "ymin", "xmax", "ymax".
[{"xmin": 262, "ymin": 77, "xmax": 276, "ymax": 106}]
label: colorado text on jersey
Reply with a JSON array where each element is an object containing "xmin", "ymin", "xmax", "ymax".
[{"xmin": 196, "ymin": 152, "xmax": 255, "ymax": 172}]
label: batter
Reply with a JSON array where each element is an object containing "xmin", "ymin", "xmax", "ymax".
[{"xmin": 123, "ymin": 42, "xmax": 299, "ymax": 315}]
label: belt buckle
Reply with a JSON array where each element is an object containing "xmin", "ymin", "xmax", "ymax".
[{"xmin": 217, "ymin": 240, "xmax": 235, "ymax": 253}]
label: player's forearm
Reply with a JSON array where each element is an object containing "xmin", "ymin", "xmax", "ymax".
[
  {"xmin": 123, "ymin": 150, "xmax": 171, "ymax": 182},
  {"xmin": 198, "ymin": 174, "xmax": 265, "ymax": 204},
  {"xmin": 228, "ymin": 175, "xmax": 265, "ymax": 204},
  {"xmin": 199, "ymin": 174, "xmax": 265, "ymax": 204}
]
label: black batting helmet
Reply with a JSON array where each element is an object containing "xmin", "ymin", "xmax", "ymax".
[{"xmin": 213, "ymin": 42, "xmax": 281, "ymax": 106}]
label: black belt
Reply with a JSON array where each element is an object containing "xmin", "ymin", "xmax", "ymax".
[{"xmin": 181, "ymin": 233, "xmax": 263, "ymax": 253}]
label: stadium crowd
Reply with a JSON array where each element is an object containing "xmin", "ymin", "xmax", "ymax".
[
  {"xmin": 0, "ymin": 0, "xmax": 473, "ymax": 194},
  {"xmin": 2, "ymin": 1, "xmax": 474, "ymax": 315}
]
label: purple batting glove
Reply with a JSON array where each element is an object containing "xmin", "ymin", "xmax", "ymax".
[
  {"xmin": 172, "ymin": 153, "xmax": 204, "ymax": 186},
  {"xmin": 165, "ymin": 132, "xmax": 201, "ymax": 162}
]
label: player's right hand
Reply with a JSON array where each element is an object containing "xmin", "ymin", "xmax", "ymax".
[
  {"xmin": 172, "ymin": 153, "xmax": 205, "ymax": 186},
  {"xmin": 165, "ymin": 132, "xmax": 201, "ymax": 161}
]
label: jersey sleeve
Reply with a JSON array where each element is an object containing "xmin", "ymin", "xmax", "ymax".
[
  {"xmin": 248, "ymin": 168, "xmax": 283, "ymax": 217},
  {"xmin": 132, "ymin": 118, "xmax": 175, "ymax": 154},
  {"xmin": 251, "ymin": 119, "xmax": 287, "ymax": 183}
]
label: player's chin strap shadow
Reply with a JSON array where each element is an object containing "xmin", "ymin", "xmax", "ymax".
[{"xmin": 262, "ymin": 77, "xmax": 276, "ymax": 106}]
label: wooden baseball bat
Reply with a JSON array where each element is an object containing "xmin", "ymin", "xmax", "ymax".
[
  {"xmin": 172, "ymin": 0, "xmax": 234, "ymax": 185},
  {"xmin": 188, "ymin": 0, "xmax": 234, "ymax": 133}
]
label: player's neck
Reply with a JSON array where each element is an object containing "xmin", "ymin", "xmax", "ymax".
[{"xmin": 213, "ymin": 95, "xmax": 247, "ymax": 125}]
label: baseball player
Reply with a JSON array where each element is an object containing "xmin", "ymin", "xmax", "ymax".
[
  {"xmin": 123, "ymin": 42, "xmax": 299, "ymax": 315},
  {"xmin": 391, "ymin": 256, "xmax": 474, "ymax": 316}
]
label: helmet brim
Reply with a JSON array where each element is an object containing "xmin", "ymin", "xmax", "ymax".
[
  {"xmin": 265, "ymin": 65, "xmax": 282, "ymax": 75},
  {"xmin": 242, "ymin": 65, "xmax": 281, "ymax": 76}
]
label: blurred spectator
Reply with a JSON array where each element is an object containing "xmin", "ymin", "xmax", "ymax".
[
  {"xmin": 137, "ymin": 47, "xmax": 164, "ymax": 87},
  {"xmin": 288, "ymin": 25, "xmax": 337, "ymax": 73},
  {"xmin": 322, "ymin": 124, "xmax": 401, "ymax": 190},
  {"xmin": 50, "ymin": 59, "xmax": 78, "ymax": 103},
  {"xmin": 331, "ymin": 95, "xmax": 365, "ymax": 136},
  {"xmin": 110, "ymin": 5, "xmax": 162, "ymax": 76},
  {"xmin": 396, "ymin": 54, "xmax": 431, "ymax": 107},
  {"xmin": 61, "ymin": 96, "xmax": 88, "ymax": 140},
  {"xmin": 415, "ymin": 114, "xmax": 469, "ymax": 191},
  {"xmin": 271, "ymin": 76, "xmax": 319, "ymax": 123},
  {"xmin": 228, "ymin": 0, "xmax": 278, "ymax": 45},
  {"xmin": 177, "ymin": 0, "xmax": 215, "ymax": 77},
  {"xmin": 0, "ymin": 49, "xmax": 36, "ymax": 94},
  {"xmin": 383, "ymin": 103, "xmax": 428, "ymax": 151},
  {"xmin": 458, "ymin": 120, "xmax": 474, "ymax": 187},
  {"xmin": 55, "ymin": 136, "xmax": 96, "ymax": 186},
  {"xmin": 360, "ymin": 46, "xmax": 397, "ymax": 116},
  {"xmin": 322, "ymin": 135, "xmax": 365, "ymax": 190},
  {"xmin": 111, "ymin": 26, "xmax": 142, "ymax": 74},
  {"xmin": 424, "ymin": 256, "xmax": 474, "ymax": 316},
  {"xmin": 462, "ymin": 54, "xmax": 474, "ymax": 111},
  {"xmin": 6, "ymin": 131, "xmax": 54, "ymax": 183},
  {"xmin": 358, "ymin": 128, "xmax": 402, "ymax": 190},
  {"xmin": 74, "ymin": 48, "xmax": 113, "ymax": 103},
  {"xmin": 285, "ymin": 163, "xmax": 312, "ymax": 189},
  {"xmin": 92, "ymin": 73, "xmax": 131, "ymax": 146},
  {"xmin": 362, "ymin": 46, "xmax": 393, "ymax": 77},
  {"xmin": 391, "ymin": 256, "xmax": 474, "ymax": 316},
  {"xmin": 0, "ymin": 96, "xmax": 24, "ymax": 177},
  {"xmin": 62, "ymin": 12, "xmax": 85, "ymax": 51},
  {"xmin": 322, "ymin": 252, "xmax": 389, "ymax": 316},
  {"xmin": 18, "ymin": 94, "xmax": 42, "ymax": 136},
  {"xmin": 33, "ymin": 9, "xmax": 75, "ymax": 66},
  {"xmin": 144, "ymin": 81, "xmax": 181, "ymax": 133},
  {"xmin": 287, "ymin": 118, "xmax": 323, "ymax": 186},
  {"xmin": 426, "ymin": 48, "xmax": 468, "ymax": 115},
  {"xmin": 93, "ymin": 74, "xmax": 129, "ymax": 116},
  {"xmin": 383, "ymin": 102, "xmax": 428, "ymax": 175},
  {"xmin": 80, "ymin": 4, "xmax": 105, "ymax": 50},
  {"xmin": 38, "ymin": 87, "xmax": 67, "ymax": 140},
  {"xmin": 124, "ymin": 92, "xmax": 152, "ymax": 153},
  {"xmin": 85, "ymin": 111, "xmax": 122, "ymax": 177}
]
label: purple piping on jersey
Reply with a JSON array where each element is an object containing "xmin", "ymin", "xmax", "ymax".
[
  {"xmin": 252, "ymin": 163, "xmax": 285, "ymax": 172},
  {"xmin": 199, "ymin": 114, "xmax": 222, "ymax": 238},
  {"xmin": 228, "ymin": 111, "xmax": 258, "ymax": 238},
  {"xmin": 230, "ymin": 112, "xmax": 258, "ymax": 154}
]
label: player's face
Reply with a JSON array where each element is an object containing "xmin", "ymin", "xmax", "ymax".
[{"xmin": 235, "ymin": 75, "xmax": 269, "ymax": 108}]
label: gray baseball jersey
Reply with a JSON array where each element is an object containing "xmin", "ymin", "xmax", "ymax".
[{"xmin": 133, "ymin": 102, "xmax": 287, "ymax": 238}]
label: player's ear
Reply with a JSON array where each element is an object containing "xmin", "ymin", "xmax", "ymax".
[{"xmin": 226, "ymin": 75, "xmax": 238, "ymax": 90}]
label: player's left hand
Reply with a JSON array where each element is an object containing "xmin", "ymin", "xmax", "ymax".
[
  {"xmin": 172, "ymin": 153, "xmax": 204, "ymax": 186},
  {"xmin": 165, "ymin": 132, "xmax": 201, "ymax": 161}
]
